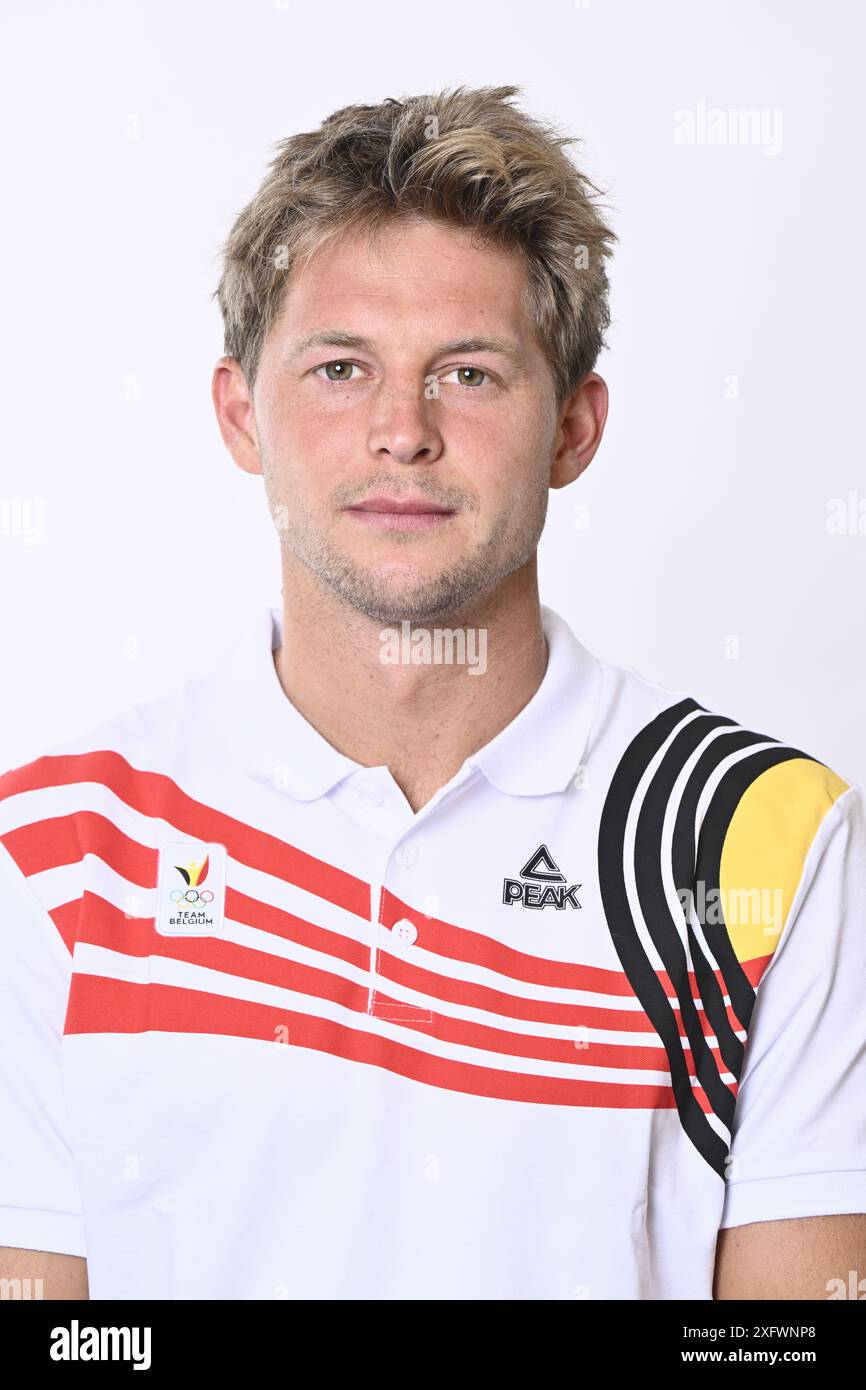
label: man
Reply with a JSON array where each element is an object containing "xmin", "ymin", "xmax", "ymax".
[{"xmin": 1, "ymin": 84, "xmax": 864, "ymax": 1301}]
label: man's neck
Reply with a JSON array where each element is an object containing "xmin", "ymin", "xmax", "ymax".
[{"xmin": 272, "ymin": 564, "xmax": 548, "ymax": 813}]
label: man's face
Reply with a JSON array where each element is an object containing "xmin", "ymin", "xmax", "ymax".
[{"xmin": 250, "ymin": 217, "xmax": 561, "ymax": 624}]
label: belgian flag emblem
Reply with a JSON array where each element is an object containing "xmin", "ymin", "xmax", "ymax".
[
  {"xmin": 597, "ymin": 697, "xmax": 848, "ymax": 1176},
  {"xmin": 174, "ymin": 855, "xmax": 210, "ymax": 889}
]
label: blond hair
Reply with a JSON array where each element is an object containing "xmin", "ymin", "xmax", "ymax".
[{"xmin": 213, "ymin": 84, "xmax": 616, "ymax": 406}]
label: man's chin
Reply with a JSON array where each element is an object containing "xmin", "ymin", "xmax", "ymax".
[
  {"xmin": 324, "ymin": 569, "xmax": 486, "ymax": 627},
  {"xmin": 333, "ymin": 588, "xmax": 471, "ymax": 627},
  {"xmin": 290, "ymin": 527, "xmax": 533, "ymax": 625}
]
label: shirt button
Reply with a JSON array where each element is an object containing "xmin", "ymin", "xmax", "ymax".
[
  {"xmin": 396, "ymin": 843, "xmax": 419, "ymax": 867},
  {"xmin": 356, "ymin": 783, "xmax": 384, "ymax": 807},
  {"xmin": 392, "ymin": 918, "xmax": 418, "ymax": 945}
]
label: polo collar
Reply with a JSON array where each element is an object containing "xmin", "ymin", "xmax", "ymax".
[
  {"xmin": 213, "ymin": 602, "xmax": 358, "ymax": 801},
  {"xmin": 464, "ymin": 605, "xmax": 602, "ymax": 796},
  {"xmin": 212, "ymin": 601, "xmax": 602, "ymax": 801}
]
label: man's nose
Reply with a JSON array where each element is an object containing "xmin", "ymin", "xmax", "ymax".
[{"xmin": 366, "ymin": 377, "xmax": 444, "ymax": 465}]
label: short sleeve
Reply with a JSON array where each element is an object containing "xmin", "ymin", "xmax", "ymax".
[
  {"xmin": 0, "ymin": 839, "xmax": 87, "ymax": 1255},
  {"xmin": 719, "ymin": 782, "xmax": 866, "ymax": 1228}
]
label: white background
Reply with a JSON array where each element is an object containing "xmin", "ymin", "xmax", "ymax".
[{"xmin": 1, "ymin": 0, "xmax": 863, "ymax": 784}]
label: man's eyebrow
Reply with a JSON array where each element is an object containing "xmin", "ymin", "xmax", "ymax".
[
  {"xmin": 284, "ymin": 331, "xmax": 374, "ymax": 361},
  {"xmin": 435, "ymin": 337, "xmax": 526, "ymax": 368},
  {"xmin": 283, "ymin": 331, "xmax": 527, "ymax": 368}
]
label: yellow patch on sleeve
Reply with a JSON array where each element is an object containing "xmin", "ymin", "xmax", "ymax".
[{"xmin": 718, "ymin": 758, "xmax": 849, "ymax": 965}]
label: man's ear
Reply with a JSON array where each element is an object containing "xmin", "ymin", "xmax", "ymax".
[
  {"xmin": 211, "ymin": 356, "xmax": 263, "ymax": 476},
  {"xmin": 550, "ymin": 372, "xmax": 609, "ymax": 489}
]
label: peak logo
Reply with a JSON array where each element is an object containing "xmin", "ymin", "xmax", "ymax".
[{"xmin": 503, "ymin": 845, "xmax": 582, "ymax": 910}]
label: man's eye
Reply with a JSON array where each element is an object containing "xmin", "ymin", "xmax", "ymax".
[
  {"xmin": 315, "ymin": 361, "xmax": 362, "ymax": 383},
  {"xmin": 441, "ymin": 366, "xmax": 490, "ymax": 387}
]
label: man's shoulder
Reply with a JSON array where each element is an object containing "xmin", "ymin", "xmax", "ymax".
[
  {"xmin": 3, "ymin": 682, "xmax": 187, "ymax": 785},
  {"xmin": 592, "ymin": 653, "xmax": 860, "ymax": 972},
  {"xmin": 0, "ymin": 663, "xmax": 227, "ymax": 937},
  {"xmin": 0, "ymin": 663, "xmax": 223, "ymax": 837},
  {"xmin": 595, "ymin": 652, "xmax": 854, "ymax": 810}
]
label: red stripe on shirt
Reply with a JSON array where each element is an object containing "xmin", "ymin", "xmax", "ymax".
[
  {"xmin": 63, "ymin": 972, "xmax": 688, "ymax": 1111},
  {"xmin": 67, "ymin": 895, "xmax": 734, "ymax": 1086},
  {"xmin": 0, "ymin": 751, "xmax": 370, "ymax": 917}
]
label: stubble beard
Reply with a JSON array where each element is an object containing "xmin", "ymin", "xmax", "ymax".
[{"xmin": 269, "ymin": 471, "xmax": 550, "ymax": 626}]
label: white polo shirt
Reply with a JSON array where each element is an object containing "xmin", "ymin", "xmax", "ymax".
[{"xmin": 1, "ymin": 602, "xmax": 865, "ymax": 1300}]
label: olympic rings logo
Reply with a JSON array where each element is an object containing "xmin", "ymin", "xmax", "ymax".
[{"xmin": 170, "ymin": 889, "xmax": 215, "ymax": 904}]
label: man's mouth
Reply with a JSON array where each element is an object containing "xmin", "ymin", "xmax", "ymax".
[{"xmin": 345, "ymin": 495, "xmax": 457, "ymax": 532}]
